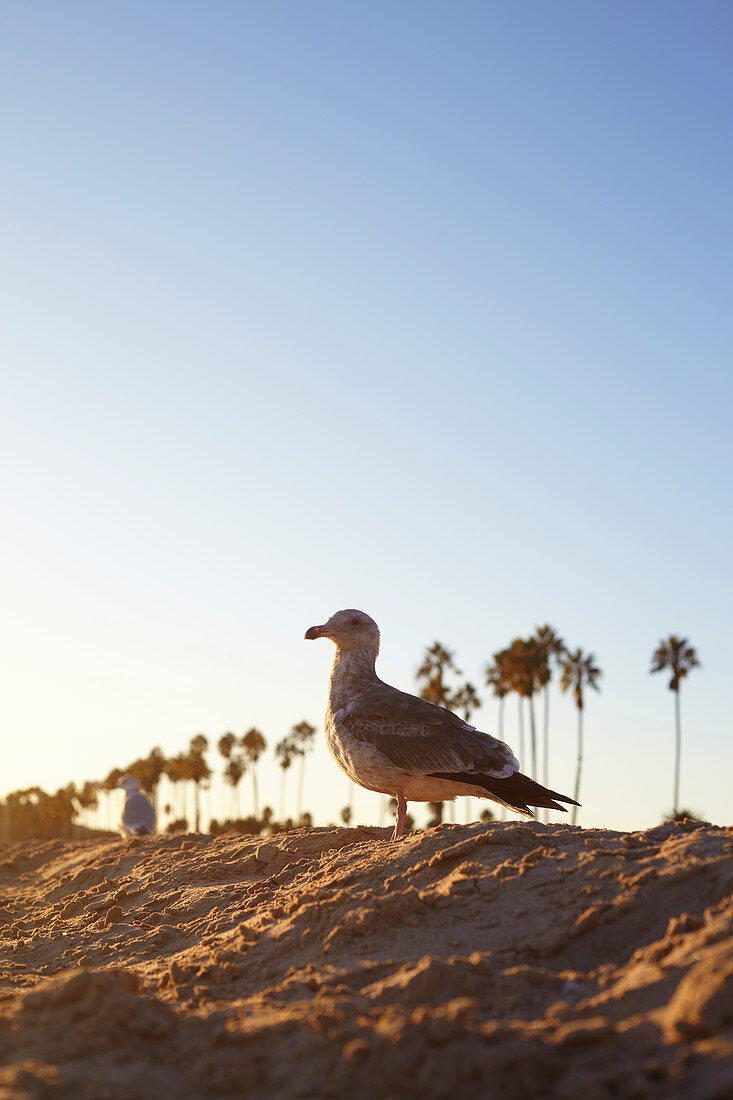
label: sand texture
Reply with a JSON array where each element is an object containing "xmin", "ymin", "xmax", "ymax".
[{"xmin": 1, "ymin": 819, "xmax": 732, "ymax": 1098}]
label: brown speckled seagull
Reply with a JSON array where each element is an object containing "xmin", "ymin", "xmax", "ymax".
[{"xmin": 305, "ymin": 609, "xmax": 579, "ymax": 840}]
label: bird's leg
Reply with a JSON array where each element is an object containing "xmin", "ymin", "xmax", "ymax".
[{"xmin": 391, "ymin": 791, "xmax": 407, "ymax": 841}]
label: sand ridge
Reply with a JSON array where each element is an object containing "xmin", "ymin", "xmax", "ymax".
[{"xmin": 1, "ymin": 819, "xmax": 732, "ymax": 1097}]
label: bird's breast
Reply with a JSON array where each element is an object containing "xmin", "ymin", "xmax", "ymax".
[{"xmin": 324, "ymin": 707, "xmax": 395, "ymax": 794}]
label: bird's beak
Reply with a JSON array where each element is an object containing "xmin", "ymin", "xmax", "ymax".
[{"xmin": 305, "ymin": 624, "xmax": 327, "ymax": 640}]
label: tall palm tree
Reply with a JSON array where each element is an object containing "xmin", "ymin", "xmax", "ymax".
[
  {"xmin": 217, "ymin": 732, "xmax": 237, "ymax": 817},
  {"xmin": 534, "ymin": 625, "xmax": 566, "ymax": 793},
  {"xmin": 241, "ymin": 728, "xmax": 267, "ymax": 818},
  {"xmin": 164, "ymin": 753, "xmax": 189, "ymax": 825},
  {"xmin": 274, "ymin": 735, "xmax": 296, "ymax": 819},
  {"xmin": 102, "ymin": 768, "xmax": 124, "ymax": 829},
  {"xmin": 451, "ymin": 681, "xmax": 481, "ymax": 721},
  {"xmin": 502, "ymin": 638, "xmax": 548, "ymax": 781},
  {"xmin": 224, "ymin": 756, "xmax": 245, "ymax": 818},
  {"xmin": 559, "ymin": 648, "xmax": 602, "ymax": 825},
  {"xmin": 76, "ymin": 781, "xmax": 98, "ymax": 831},
  {"xmin": 650, "ymin": 635, "xmax": 700, "ymax": 817},
  {"xmin": 485, "ymin": 653, "xmax": 512, "ymax": 821},
  {"xmin": 417, "ymin": 641, "xmax": 461, "ymax": 707},
  {"xmin": 187, "ymin": 734, "xmax": 211, "ymax": 833},
  {"xmin": 450, "ymin": 681, "xmax": 481, "ymax": 823},
  {"xmin": 416, "ymin": 641, "xmax": 461, "ymax": 825},
  {"xmin": 530, "ymin": 624, "xmax": 563, "ymax": 822},
  {"xmin": 485, "ymin": 654, "xmax": 510, "ymax": 743},
  {"xmin": 291, "ymin": 720, "xmax": 317, "ymax": 821}
]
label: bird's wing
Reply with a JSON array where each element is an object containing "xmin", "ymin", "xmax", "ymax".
[
  {"xmin": 342, "ymin": 681, "xmax": 519, "ymax": 778},
  {"xmin": 121, "ymin": 791, "xmax": 156, "ymax": 834}
]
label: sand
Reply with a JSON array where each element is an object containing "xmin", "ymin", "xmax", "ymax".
[{"xmin": 1, "ymin": 818, "xmax": 732, "ymax": 1098}]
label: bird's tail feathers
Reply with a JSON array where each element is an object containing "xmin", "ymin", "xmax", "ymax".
[{"xmin": 428, "ymin": 769, "xmax": 579, "ymax": 815}]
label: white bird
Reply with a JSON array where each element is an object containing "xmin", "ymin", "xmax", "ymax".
[
  {"xmin": 305, "ymin": 609, "xmax": 579, "ymax": 840},
  {"xmin": 117, "ymin": 775, "xmax": 156, "ymax": 837}
]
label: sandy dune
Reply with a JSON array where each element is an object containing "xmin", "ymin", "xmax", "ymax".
[{"xmin": 1, "ymin": 819, "xmax": 732, "ymax": 1098}]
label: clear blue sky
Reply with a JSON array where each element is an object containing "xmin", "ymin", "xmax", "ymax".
[{"xmin": 2, "ymin": 1, "xmax": 731, "ymax": 831}]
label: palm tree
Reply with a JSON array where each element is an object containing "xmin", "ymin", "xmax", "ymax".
[
  {"xmin": 224, "ymin": 756, "xmax": 245, "ymax": 819},
  {"xmin": 416, "ymin": 641, "xmax": 462, "ymax": 825},
  {"xmin": 102, "ymin": 768, "xmax": 124, "ymax": 829},
  {"xmin": 275, "ymin": 735, "xmax": 296, "ymax": 819},
  {"xmin": 217, "ymin": 732, "xmax": 237, "ymax": 817},
  {"xmin": 290, "ymin": 721, "xmax": 317, "ymax": 820},
  {"xmin": 77, "ymin": 780, "xmax": 99, "ymax": 830},
  {"xmin": 534, "ymin": 625, "xmax": 565, "ymax": 793},
  {"xmin": 450, "ymin": 681, "xmax": 481, "ymax": 822},
  {"xmin": 559, "ymin": 648, "xmax": 602, "ymax": 825},
  {"xmin": 451, "ymin": 681, "xmax": 481, "ymax": 721},
  {"xmin": 417, "ymin": 641, "xmax": 460, "ymax": 708},
  {"xmin": 241, "ymin": 728, "xmax": 267, "ymax": 818},
  {"xmin": 187, "ymin": 734, "xmax": 211, "ymax": 832},
  {"xmin": 650, "ymin": 635, "xmax": 700, "ymax": 817},
  {"xmin": 127, "ymin": 747, "xmax": 166, "ymax": 820},
  {"xmin": 503, "ymin": 638, "xmax": 548, "ymax": 781},
  {"xmin": 164, "ymin": 753, "xmax": 189, "ymax": 825},
  {"xmin": 485, "ymin": 653, "xmax": 512, "ymax": 821},
  {"xmin": 485, "ymin": 654, "xmax": 510, "ymax": 743}
]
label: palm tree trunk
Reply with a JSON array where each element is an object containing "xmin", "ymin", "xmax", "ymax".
[
  {"xmin": 674, "ymin": 688, "xmax": 681, "ymax": 816},
  {"xmin": 572, "ymin": 706, "xmax": 583, "ymax": 826},
  {"xmin": 297, "ymin": 757, "xmax": 306, "ymax": 820},
  {"xmin": 542, "ymin": 686, "xmax": 550, "ymax": 824},
  {"xmin": 251, "ymin": 768, "xmax": 260, "ymax": 819},
  {"xmin": 498, "ymin": 696, "xmax": 507, "ymax": 821},
  {"xmin": 194, "ymin": 783, "xmax": 200, "ymax": 832},
  {"xmin": 528, "ymin": 694, "xmax": 537, "ymax": 780},
  {"xmin": 517, "ymin": 696, "xmax": 525, "ymax": 762},
  {"xmin": 543, "ymin": 686, "xmax": 550, "ymax": 787}
]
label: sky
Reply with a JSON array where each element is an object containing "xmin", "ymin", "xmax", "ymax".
[{"xmin": 1, "ymin": 0, "xmax": 731, "ymax": 833}]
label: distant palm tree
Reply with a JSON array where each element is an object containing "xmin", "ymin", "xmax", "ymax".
[
  {"xmin": 103, "ymin": 768, "xmax": 124, "ymax": 829},
  {"xmin": 224, "ymin": 756, "xmax": 245, "ymax": 818},
  {"xmin": 503, "ymin": 637, "xmax": 548, "ymax": 781},
  {"xmin": 451, "ymin": 681, "xmax": 481, "ymax": 721},
  {"xmin": 650, "ymin": 635, "xmax": 700, "ymax": 817},
  {"xmin": 128, "ymin": 747, "xmax": 166, "ymax": 821},
  {"xmin": 164, "ymin": 753, "xmax": 189, "ymax": 824},
  {"xmin": 187, "ymin": 734, "xmax": 211, "ymax": 832},
  {"xmin": 241, "ymin": 728, "xmax": 267, "ymax": 818},
  {"xmin": 450, "ymin": 681, "xmax": 481, "ymax": 822},
  {"xmin": 275, "ymin": 735, "xmax": 296, "ymax": 818},
  {"xmin": 291, "ymin": 721, "xmax": 317, "ymax": 820},
  {"xmin": 485, "ymin": 653, "xmax": 511, "ymax": 821},
  {"xmin": 559, "ymin": 648, "xmax": 602, "ymax": 825},
  {"xmin": 417, "ymin": 641, "xmax": 461, "ymax": 708},
  {"xmin": 416, "ymin": 641, "xmax": 462, "ymax": 825},
  {"xmin": 485, "ymin": 654, "xmax": 510, "ymax": 742},
  {"xmin": 534, "ymin": 625, "xmax": 566, "ymax": 793},
  {"xmin": 217, "ymin": 732, "xmax": 237, "ymax": 817},
  {"xmin": 76, "ymin": 780, "xmax": 99, "ymax": 830}
]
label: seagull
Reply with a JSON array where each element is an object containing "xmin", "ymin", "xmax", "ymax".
[
  {"xmin": 305, "ymin": 609, "xmax": 579, "ymax": 840},
  {"xmin": 117, "ymin": 775, "xmax": 156, "ymax": 837}
]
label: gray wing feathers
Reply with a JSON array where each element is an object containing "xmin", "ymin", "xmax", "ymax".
[
  {"xmin": 121, "ymin": 791, "xmax": 156, "ymax": 835},
  {"xmin": 344, "ymin": 682, "xmax": 519, "ymax": 778}
]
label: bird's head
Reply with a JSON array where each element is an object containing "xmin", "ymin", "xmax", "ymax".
[
  {"xmin": 305, "ymin": 609, "xmax": 380, "ymax": 653},
  {"xmin": 118, "ymin": 774, "xmax": 141, "ymax": 792}
]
